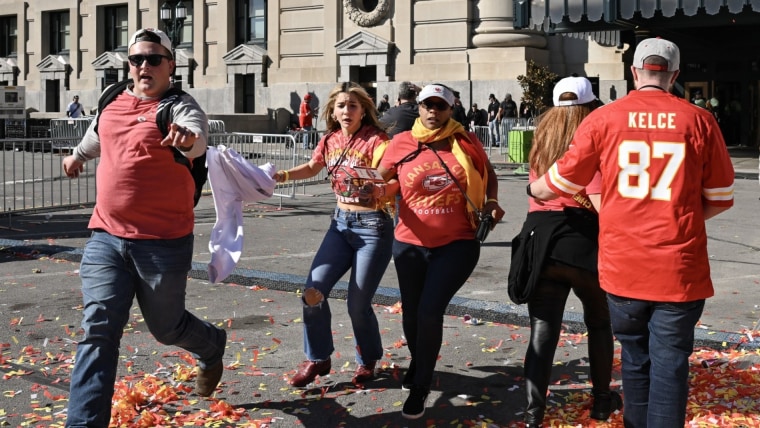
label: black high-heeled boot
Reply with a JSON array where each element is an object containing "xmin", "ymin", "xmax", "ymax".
[
  {"xmin": 586, "ymin": 320, "xmax": 618, "ymax": 420},
  {"xmin": 523, "ymin": 317, "xmax": 560, "ymax": 427},
  {"xmin": 590, "ymin": 390, "xmax": 622, "ymax": 420}
]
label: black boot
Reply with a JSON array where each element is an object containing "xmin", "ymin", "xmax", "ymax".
[
  {"xmin": 590, "ymin": 390, "xmax": 622, "ymax": 420},
  {"xmin": 523, "ymin": 317, "xmax": 560, "ymax": 427}
]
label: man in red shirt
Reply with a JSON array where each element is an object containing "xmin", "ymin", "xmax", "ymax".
[
  {"xmin": 528, "ymin": 37, "xmax": 734, "ymax": 427},
  {"xmin": 299, "ymin": 93, "xmax": 315, "ymax": 149},
  {"xmin": 62, "ymin": 28, "xmax": 226, "ymax": 427}
]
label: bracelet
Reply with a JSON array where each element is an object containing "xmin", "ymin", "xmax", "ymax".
[
  {"xmin": 486, "ymin": 198, "xmax": 499, "ymax": 204},
  {"xmin": 278, "ymin": 170, "xmax": 289, "ymax": 182}
]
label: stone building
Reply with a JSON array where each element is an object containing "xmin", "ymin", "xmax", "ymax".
[{"xmin": 0, "ymin": 0, "xmax": 758, "ymax": 144}]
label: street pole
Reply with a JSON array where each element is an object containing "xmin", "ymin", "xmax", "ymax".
[{"xmin": 160, "ymin": 0, "xmax": 187, "ymax": 86}]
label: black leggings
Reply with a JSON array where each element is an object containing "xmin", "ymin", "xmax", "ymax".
[
  {"xmin": 392, "ymin": 239, "xmax": 481, "ymax": 388},
  {"xmin": 523, "ymin": 262, "xmax": 614, "ymax": 423}
]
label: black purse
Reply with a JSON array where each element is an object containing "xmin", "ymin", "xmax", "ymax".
[{"xmin": 428, "ymin": 145, "xmax": 493, "ymax": 243}]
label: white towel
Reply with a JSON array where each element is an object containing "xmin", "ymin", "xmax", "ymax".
[{"xmin": 206, "ymin": 145, "xmax": 277, "ymax": 283}]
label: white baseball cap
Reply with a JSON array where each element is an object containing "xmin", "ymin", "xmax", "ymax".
[
  {"xmin": 417, "ymin": 84, "xmax": 456, "ymax": 106},
  {"xmin": 632, "ymin": 37, "xmax": 680, "ymax": 72},
  {"xmin": 553, "ymin": 76, "xmax": 596, "ymax": 107},
  {"xmin": 129, "ymin": 28, "xmax": 174, "ymax": 57}
]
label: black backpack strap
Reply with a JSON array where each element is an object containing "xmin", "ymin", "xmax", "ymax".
[
  {"xmin": 156, "ymin": 87, "xmax": 194, "ymax": 169},
  {"xmin": 94, "ymin": 79, "xmax": 132, "ymax": 134},
  {"xmin": 156, "ymin": 87, "xmax": 185, "ymax": 137},
  {"xmin": 156, "ymin": 87, "xmax": 208, "ymax": 207}
]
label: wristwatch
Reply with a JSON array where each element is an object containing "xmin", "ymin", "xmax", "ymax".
[{"xmin": 526, "ymin": 182, "xmax": 534, "ymax": 198}]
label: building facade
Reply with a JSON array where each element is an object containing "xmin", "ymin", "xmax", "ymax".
[{"xmin": 0, "ymin": 0, "xmax": 757, "ymax": 145}]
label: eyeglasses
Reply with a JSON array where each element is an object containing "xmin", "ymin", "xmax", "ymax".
[
  {"xmin": 420, "ymin": 100, "xmax": 450, "ymax": 111},
  {"xmin": 128, "ymin": 54, "xmax": 171, "ymax": 67}
]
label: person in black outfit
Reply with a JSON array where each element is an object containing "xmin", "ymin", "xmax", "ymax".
[
  {"xmin": 486, "ymin": 94, "xmax": 501, "ymax": 146},
  {"xmin": 467, "ymin": 103, "xmax": 486, "ymax": 127},
  {"xmin": 520, "ymin": 101, "xmax": 534, "ymax": 119},
  {"xmin": 378, "ymin": 94, "xmax": 391, "ymax": 117},
  {"xmin": 499, "ymin": 93, "xmax": 518, "ymax": 120},
  {"xmin": 380, "ymin": 81, "xmax": 420, "ymax": 137},
  {"xmin": 451, "ymin": 90, "xmax": 468, "ymax": 130}
]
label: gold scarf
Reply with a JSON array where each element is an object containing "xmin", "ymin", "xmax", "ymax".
[{"xmin": 411, "ymin": 118, "xmax": 487, "ymax": 227}]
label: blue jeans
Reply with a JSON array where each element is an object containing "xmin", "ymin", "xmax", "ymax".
[
  {"xmin": 65, "ymin": 230, "xmax": 226, "ymax": 428},
  {"xmin": 488, "ymin": 119, "xmax": 500, "ymax": 145},
  {"xmin": 302, "ymin": 125, "xmax": 313, "ymax": 149},
  {"xmin": 302, "ymin": 207, "xmax": 393, "ymax": 364},
  {"xmin": 393, "ymin": 239, "xmax": 480, "ymax": 388},
  {"xmin": 607, "ymin": 293, "xmax": 705, "ymax": 428}
]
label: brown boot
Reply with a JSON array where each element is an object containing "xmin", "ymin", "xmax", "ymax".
[
  {"xmin": 352, "ymin": 361, "xmax": 376, "ymax": 385},
  {"xmin": 289, "ymin": 359, "xmax": 331, "ymax": 387},
  {"xmin": 196, "ymin": 360, "xmax": 224, "ymax": 397}
]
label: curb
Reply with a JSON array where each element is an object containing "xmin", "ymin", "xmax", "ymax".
[{"xmin": 2, "ymin": 238, "xmax": 756, "ymax": 352}]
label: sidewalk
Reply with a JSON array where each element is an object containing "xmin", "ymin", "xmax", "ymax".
[{"xmin": 0, "ymin": 146, "xmax": 759, "ymax": 427}]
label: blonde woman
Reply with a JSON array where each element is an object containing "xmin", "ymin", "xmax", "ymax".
[{"xmin": 275, "ymin": 82, "xmax": 397, "ymax": 388}]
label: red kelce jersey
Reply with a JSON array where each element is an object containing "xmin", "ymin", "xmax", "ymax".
[{"xmin": 545, "ymin": 90, "xmax": 734, "ymax": 302}]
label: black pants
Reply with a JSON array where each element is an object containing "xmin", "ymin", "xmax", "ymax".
[{"xmin": 523, "ymin": 261, "xmax": 614, "ymax": 423}]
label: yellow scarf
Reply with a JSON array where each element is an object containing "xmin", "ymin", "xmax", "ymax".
[{"xmin": 410, "ymin": 118, "xmax": 487, "ymax": 227}]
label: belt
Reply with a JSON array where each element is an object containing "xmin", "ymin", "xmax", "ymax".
[{"xmin": 333, "ymin": 206, "xmax": 389, "ymax": 220}]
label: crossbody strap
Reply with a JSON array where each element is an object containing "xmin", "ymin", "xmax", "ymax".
[{"xmin": 427, "ymin": 142, "xmax": 482, "ymax": 216}]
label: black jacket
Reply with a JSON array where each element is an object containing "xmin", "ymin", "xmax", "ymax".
[
  {"xmin": 508, "ymin": 208, "xmax": 598, "ymax": 304},
  {"xmin": 380, "ymin": 102, "xmax": 419, "ymax": 137}
]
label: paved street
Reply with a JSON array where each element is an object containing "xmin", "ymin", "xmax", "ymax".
[{"xmin": 0, "ymin": 146, "xmax": 758, "ymax": 427}]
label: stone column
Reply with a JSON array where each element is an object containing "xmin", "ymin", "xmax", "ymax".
[{"xmin": 472, "ymin": 0, "xmax": 546, "ymax": 48}]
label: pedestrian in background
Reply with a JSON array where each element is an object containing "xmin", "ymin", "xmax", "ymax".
[
  {"xmin": 452, "ymin": 90, "xmax": 468, "ymax": 130},
  {"xmin": 486, "ymin": 93, "xmax": 501, "ymax": 146},
  {"xmin": 275, "ymin": 81, "xmax": 398, "ymax": 388},
  {"xmin": 299, "ymin": 93, "xmax": 315, "ymax": 149},
  {"xmin": 467, "ymin": 103, "xmax": 486, "ymax": 128},
  {"xmin": 67, "ymin": 95, "xmax": 84, "ymax": 118},
  {"xmin": 498, "ymin": 93, "xmax": 518, "ymax": 121},
  {"xmin": 528, "ymin": 37, "xmax": 734, "ymax": 428},
  {"xmin": 377, "ymin": 94, "xmax": 391, "ymax": 117},
  {"xmin": 61, "ymin": 28, "xmax": 225, "ymax": 427},
  {"xmin": 512, "ymin": 76, "xmax": 619, "ymax": 428},
  {"xmin": 380, "ymin": 81, "xmax": 420, "ymax": 138},
  {"xmin": 377, "ymin": 83, "xmax": 504, "ymax": 420}
]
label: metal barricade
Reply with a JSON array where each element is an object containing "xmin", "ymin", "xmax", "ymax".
[
  {"xmin": 472, "ymin": 126, "xmax": 490, "ymax": 147},
  {"xmin": 285, "ymin": 129, "xmax": 322, "ymax": 150},
  {"xmin": 0, "ymin": 128, "xmax": 332, "ymax": 218},
  {"xmin": 216, "ymin": 132, "xmax": 325, "ymax": 201},
  {"xmin": 1, "ymin": 137, "xmax": 99, "ymax": 218},
  {"xmin": 49, "ymin": 118, "xmax": 95, "ymax": 151}
]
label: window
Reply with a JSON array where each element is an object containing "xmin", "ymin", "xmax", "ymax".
[
  {"xmin": 0, "ymin": 16, "xmax": 17, "ymax": 57},
  {"xmin": 236, "ymin": 0, "xmax": 267, "ymax": 49},
  {"xmin": 105, "ymin": 5, "xmax": 129, "ymax": 52},
  {"xmin": 49, "ymin": 11, "xmax": 70, "ymax": 55}
]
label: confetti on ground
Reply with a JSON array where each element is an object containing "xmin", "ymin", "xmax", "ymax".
[{"xmin": 3, "ymin": 257, "xmax": 760, "ymax": 427}]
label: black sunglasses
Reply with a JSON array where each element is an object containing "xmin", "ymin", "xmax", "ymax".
[
  {"xmin": 128, "ymin": 54, "xmax": 171, "ymax": 67},
  {"xmin": 420, "ymin": 100, "xmax": 451, "ymax": 111}
]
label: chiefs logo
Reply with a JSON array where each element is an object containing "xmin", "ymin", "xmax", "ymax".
[{"xmin": 422, "ymin": 174, "xmax": 450, "ymax": 191}]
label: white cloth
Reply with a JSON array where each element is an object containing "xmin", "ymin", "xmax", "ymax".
[{"xmin": 206, "ymin": 145, "xmax": 277, "ymax": 283}]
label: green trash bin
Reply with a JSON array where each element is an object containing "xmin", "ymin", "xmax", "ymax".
[{"xmin": 508, "ymin": 129, "xmax": 533, "ymax": 163}]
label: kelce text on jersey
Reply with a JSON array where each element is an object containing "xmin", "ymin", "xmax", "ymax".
[{"xmin": 628, "ymin": 112, "xmax": 676, "ymax": 129}]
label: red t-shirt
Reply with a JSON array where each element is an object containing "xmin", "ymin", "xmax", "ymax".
[
  {"xmin": 381, "ymin": 132, "xmax": 476, "ymax": 248},
  {"xmin": 312, "ymin": 126, "xmax": 389, "ymax": 208},
  {"xmin": 299, "ymin": 101, "xmax": 313, "ymax": 128},
  {"xmin": 545, "ymin": 90, "xmax": 734, "ymax": 302},
  {"xmin": 88, "ymin": 92, "xmax": 196, "ymax": 239},
  {"xmin": 529, "ymin": 169, "xmax": 600, "ymax": 213}
]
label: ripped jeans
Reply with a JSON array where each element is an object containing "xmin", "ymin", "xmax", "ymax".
[{"xmin": 301, "ymin": 207, "xmax": 393, "ymax": 364}]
